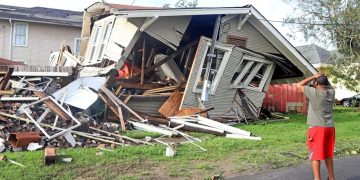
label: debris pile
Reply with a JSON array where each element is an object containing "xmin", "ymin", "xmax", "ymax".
[{"xmin": 0, "ymin": 60, "xmax": 260, "ymax": 156}]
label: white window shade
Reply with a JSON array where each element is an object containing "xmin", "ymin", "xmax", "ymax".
[{"xmin": 13, "ymin": 22, "xmax": 28, "ymax": 46}]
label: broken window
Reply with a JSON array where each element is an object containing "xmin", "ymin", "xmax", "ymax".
[
  {"xmin": 231, "ymin": 55, "xmax": 274, "ymax": 92},
  {"xmin": 193, "ymin": 43, "xmax": 232, "ymax": 95}
]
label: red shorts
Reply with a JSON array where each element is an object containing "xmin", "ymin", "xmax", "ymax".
[{"xmin": 307, "ymin": 126, "xmax": 335, "ymax": 160}]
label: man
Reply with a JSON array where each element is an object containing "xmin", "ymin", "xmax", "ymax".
[{"xmin": 296, "ymin": 73, "xmax": 335, "ymax": 180}]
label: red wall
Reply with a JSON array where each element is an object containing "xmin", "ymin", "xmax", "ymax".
[{"xmin": 263, "ymin": 83, "xmax": 308, "ymax": 114}]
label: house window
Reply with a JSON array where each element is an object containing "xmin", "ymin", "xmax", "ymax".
[
  {"xmin": 97, "ymin": 22, "xmax": 113, "ymax": 61},
  {"xmin": 231, "ymin": 55, "xmax": 274, "ymax": 92},
  {"xmin": 227, "ymin": 35, "xmax": 247, "ymax": 48},
  {"xmin": 74, "ymin": 38, "xmax": 81, "ymax": 56},
  {"xmin": 13, "ymin": 22, "xmax": 28, "ymax": 46},
  {"xmin": 83, "ymin": 15, "xmax": 115, "ymax": 65},
  {"xmin": 193, "ymin": 42, "xmax": 232, "ymax": 95}
]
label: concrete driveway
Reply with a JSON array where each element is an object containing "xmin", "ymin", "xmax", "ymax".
[{"xmin": 227, "ymin": 155, "xmax": 360, "ymax": 180}]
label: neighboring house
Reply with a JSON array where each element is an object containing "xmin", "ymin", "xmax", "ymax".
[
  {"xmin": 296, "ymin": 44, "xmax": 332, "ymax": 68},
  {"xmin": 79, "ymin": 2, "xmax": 317, "ymax": 119},
  {"xmin": 296, "ymin": 44, "xmax": 357, "ymax": 100},
  {"xmin": 0, "ymin": 4, "xmax": 82, "ymax": 65}
]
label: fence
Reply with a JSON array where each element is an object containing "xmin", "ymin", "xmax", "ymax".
[{"xmin": 0, "ymin": 65, "xmax": 74, "ymax": 74}]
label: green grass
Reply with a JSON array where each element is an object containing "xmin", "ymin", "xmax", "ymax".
[{"xmin": 1, "ymin": 107, "xmax": 359, "ymax": 179}]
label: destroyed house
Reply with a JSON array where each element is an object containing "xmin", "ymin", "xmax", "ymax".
[{"xmin": 79, "ymin": 2, "xmax": 317, "ymax": 121}]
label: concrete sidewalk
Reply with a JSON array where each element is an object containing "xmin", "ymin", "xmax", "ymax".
[{"xmin": 227, "ymin": 155, "xmax": 360, "ymax": 180}]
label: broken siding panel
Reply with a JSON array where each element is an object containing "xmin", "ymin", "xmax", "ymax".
[
  {"xmin": 126, "ymin": 95, "xmax": 169, "ymax": 115},
  {"xmin": 145, "ymin": 16, "xmax": 191, "ymax": 49},
  {"xmin": 219, "ymin": 18, "xmax": 279, "ymax": 54},
  {"xmin": 242, "ymin": 89, "xmax": 266, "ymax": 108},
  {"xmin": 181, "ymin": 38, "xmax": 207, "ymax": 109},
  {"xmin": 203, "ymin": 48, "xmax": 244, "ymax": 117}
]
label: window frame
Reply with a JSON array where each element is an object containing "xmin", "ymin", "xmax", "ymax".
[
  {"xmin": 12, "ymin": 22, "xmax": 29, "ymax": 47},
  {"xmin": 231, "ymin": 55, "xmax": 274, "ymax": 92},
  {"xmin": 73, "ymin": 38, "xmax": 81, "ymax": 56},
  {"xmin": 192, "ymin": 42, "xmax": 233, "ymax": 95},
  {"xmin": 83, "ymin": 16, "xmax": 115, "ymax": 66}
]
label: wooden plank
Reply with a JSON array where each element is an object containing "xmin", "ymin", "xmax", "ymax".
[
  {"xmin": 0, "ymin": 68, "xmax": 14, "ymax": 90},
  {"xmin": 33, "ymin": 91, "xmax": 71, "ymax": 121},
  {"xmin": 143, "ymin": 85, "xmax": 178, "ymax": 95},
  {"xmin": 158, "ymin": 91, "xmax": 183, "ymax": 118},
  {"xmin": 100, "ymin": 86, "xmax": 146, "ymax": 122},
  {"xmin": 175, "ymin": 107, "xmax": 207, "ymax": 117},
  {"xmin": 114, "ymin": 85, "xmax": 122, "ymax": 96},
  {"xmin": 0, "ymin": 90, "xmax": 15, "ymax": 95},
  {"xmin": 113, "ymin": 81, "xmax": 165, "ymax": 90},
  {"xmin": 140, "ymin": 38, "xmax": 145, "ymax": 84},
  {"xmin": 123, "ymin": 95, "xmax": 132, "ymax": 104},
  {"xmin": 117, "ymin": 107, "xmax": 126, "ymax": 131}
]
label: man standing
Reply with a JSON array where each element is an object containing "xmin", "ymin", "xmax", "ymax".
[{"xmin": 296, "ymin": 73, "xmax": 336, "ymax": 180}]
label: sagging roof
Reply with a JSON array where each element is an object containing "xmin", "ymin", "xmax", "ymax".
[
  {"xmin": 0, "ymin": 4, "xmax": 82, "ymax": 27},
  {"xmin": 84, "ymin": 2, "xmax": 317, "ymax": 77}
]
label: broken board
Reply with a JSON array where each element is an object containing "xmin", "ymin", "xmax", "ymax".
[{"xmin": 158, "ymin": 91, "xmax": 183, "ymax": 118}]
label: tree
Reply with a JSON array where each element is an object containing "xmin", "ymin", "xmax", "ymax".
[
  {"xmin": 163, "ymin": 0, "xmax": 198, "ymax": 8},
  {"xmin": 284, "ymin": 0, "xmax": 360, "ymax": 92}
]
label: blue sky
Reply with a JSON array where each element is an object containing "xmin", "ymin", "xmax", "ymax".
[{"xmin": 0, "ymin": 0, "xmax": 327, "ymax": 49}]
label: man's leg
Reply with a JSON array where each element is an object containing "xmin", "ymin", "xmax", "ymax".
[
  {"xmin": 325, "ymin": 158, "xmax": 335, "ymax": 180},
  {"xmin": 311, "ymin": 160, "xmax": 321, "ymax": 180}
]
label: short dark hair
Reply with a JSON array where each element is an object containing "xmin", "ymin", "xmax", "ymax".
[{"xmin": 316, "ymin": 75, "xmax": 330, "ymax": 86}]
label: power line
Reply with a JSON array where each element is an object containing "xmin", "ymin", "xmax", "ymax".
[{"xmin": 258, "ymin": 18, "xmax": 360, "ymax": 26}]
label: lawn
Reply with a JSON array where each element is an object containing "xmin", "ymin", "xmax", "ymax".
[{"xmin": 1, "ymin": 107, "xmax": 359, "ymax": 179}]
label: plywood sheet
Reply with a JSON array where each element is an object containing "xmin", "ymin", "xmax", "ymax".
[{"xmin": 158, "ymin": 91, "xmax": 183, "ymax": 118}]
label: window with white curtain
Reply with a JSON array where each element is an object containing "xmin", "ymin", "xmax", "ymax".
[{"xmin": 13, "ymin": 22, "xmax": 28, "ymax": 46}]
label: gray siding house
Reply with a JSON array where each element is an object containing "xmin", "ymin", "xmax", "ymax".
[
  {"xmin": 78, "ymin": 2, "xmax": 317, "ymax": 120},
  {"xmin": 0, "ymin": 5, "xmax": 82, "ymax": 65}
]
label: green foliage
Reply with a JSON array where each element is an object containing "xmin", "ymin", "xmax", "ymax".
[{"xmin": 284, "ymin": 0, "xmax": 360, "ymax": 92}]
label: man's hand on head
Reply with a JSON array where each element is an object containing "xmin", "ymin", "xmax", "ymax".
[{"xmin": 313, "ymin": 73, "xmax": 323, "ymax": 79}]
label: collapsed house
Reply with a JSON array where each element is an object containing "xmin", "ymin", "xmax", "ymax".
[
  {"xmin": 79, "ymin": 3, "xmax": 316, "ymax": 120},
  {"xmin": 0, "ymin": 3, "xmax": 318, "ymax": 157}
]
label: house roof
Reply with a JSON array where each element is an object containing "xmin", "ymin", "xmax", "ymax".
[
  {"xmin": 107, "ymin": 3, "xmax": 160, "ymax": 10},
  {"xmin": 0, "ymin": 4, "xmax": 82, "ymax": 27},
  {"xmin": 84, "ymin": 2, "xmax": 317, "ymax": 77},
  {"xmin": 0, "ymin": 58, "xmax": 24, "ymax": 65},
  {"xmin": 296, "ymin": 44, "xmax": 331, "ymax": 64}
]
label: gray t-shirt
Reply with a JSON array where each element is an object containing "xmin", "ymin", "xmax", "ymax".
[{"xmin": 304, "ymin": 86, "xmax": 335, "ymax": 127}]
